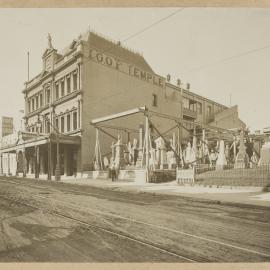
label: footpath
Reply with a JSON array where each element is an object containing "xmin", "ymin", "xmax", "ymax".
[{"xmin": 61, "ymin": 178, "xmax": 270, "ymax": 208}]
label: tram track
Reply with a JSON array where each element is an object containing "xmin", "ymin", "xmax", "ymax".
[
  {"xmin": 0, "ymin": 193, "xmax": 196, "ymax": 262},
  {"xmin": 0, "ymin": 178, "xmax": 149, "ymax": 206},
  {"xmin": 0, "ymin": 177, "xmax": 270, "ymax": 262},
  {"xmin": 0, "ymin": 177, "xmax": 269, "ymax": 226}
]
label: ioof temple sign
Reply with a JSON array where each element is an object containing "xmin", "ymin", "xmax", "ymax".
[{"xmin": 89, "ymin": 48, "xmax": 166, "ymax": 88}]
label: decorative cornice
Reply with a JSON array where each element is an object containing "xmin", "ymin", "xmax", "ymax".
[{"xmin": 23, "ymin": 52, "xmax": 82, "ymax": 94}]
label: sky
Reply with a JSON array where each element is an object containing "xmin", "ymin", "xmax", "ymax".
[{"xmin": 0, "ymin": 8, "xmax": 270, "ymax": 132}]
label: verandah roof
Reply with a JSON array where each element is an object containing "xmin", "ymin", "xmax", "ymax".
[{"xmin": 0, "ymin": 133, "xmax": 81, "ymax": 153}]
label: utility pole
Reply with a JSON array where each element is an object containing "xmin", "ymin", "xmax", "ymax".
[
  {"xmin": 55, "ymin": 133, "xmax": 60, "ymax": 181},
  {"xmin": 27, "ymin": 52, "xmax": 30, "ymax": 81},
  {"xmin": 52, "ymin": 108, "xmax": 61, "ymax": 181},
  {"xmin": 47, "ymin": 136, "xmax": 52, "ymax": 180},
  {"xmin": 43, "ymin": 114, "xmax": 60, "ymax": 181}
]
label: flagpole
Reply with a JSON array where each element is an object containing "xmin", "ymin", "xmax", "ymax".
[{"xmin": 27, "ymin": 52, "xmax": 29, "ymax": 81}]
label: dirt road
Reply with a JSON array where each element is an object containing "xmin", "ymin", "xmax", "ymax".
[{"xmin": 0, "ymin": 177, "xmax": 269, "ymax": 262}]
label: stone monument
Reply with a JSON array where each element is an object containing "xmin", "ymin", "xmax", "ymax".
[
  {"xmin": 250, "ymin": 151, "xmax": 258, "ymax": 168},
  {"xmin": 216, "ymin": 140, "xmax": 227, "ymax": 170},
  {"xmin": 167, "ymin": 138, "xmax": 177, "ymax": 169},
  {"xmin": 136, "ymin": 125, "xmax": 144, "ymax": 168},
  {"xmin": 132, "ymin": 138, "xmax": 138, "ymax": 166},
  {"xmin": 225, "ymin": 144, "xmax": 230, "ymax": 163},
  {"xmin": 155, "ymin": 137, "xmax": 168, "ymax": 169},
  {"xmin": 184, "ymin": 142, "xmax": 196, "ymax": 168},
  {"xmin": 124, "ymin": 144, "xmax": 130, "ymax": 166},
  {"xmin": 258, "ymin": 141, "xmax": 270, "ymax": 166},
  {"xmin": 127, "ymin": 141, "xmax": 133, "ymax": 165},
  {"xmin": 234, "ymin": 130, "xmax": 249, "ymax": 169},
  {"xmin": 114, "ymin": 135, "xmax": 125, "ymax": 169}
]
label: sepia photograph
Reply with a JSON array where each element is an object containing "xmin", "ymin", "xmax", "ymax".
[{"xmin": 0, "ymin": 5, "xmax": 269, "ymax": 265}]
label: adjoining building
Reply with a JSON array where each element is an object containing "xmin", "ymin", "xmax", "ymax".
[
  {"xmin": 0, "ymin": 116, "xmax": 13, "ymax": 139},
  {"xmin": 0, "ymin": 30, "xmax": 245, "ymax": 179}
]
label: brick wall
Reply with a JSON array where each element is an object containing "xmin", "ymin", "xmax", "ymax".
[{"xmin": 81, "ymin": 53, "xmax": 182, "ymax": 171}]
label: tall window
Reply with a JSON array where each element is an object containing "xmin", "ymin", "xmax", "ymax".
[
  {"xmin": 55, "ymin": 118, "xmax": 59, "ymax": 131},
  {"xmin": 40, "ymin": 93, "xmax": 43, "ymax": 107},
  {"xmin": 67, "ymin": 114, "xmax": 71, "ymax": 132},
  {"xmin": 55, "ymin": 83, "xmax": 59, "ymax": 99},
  {"xmin": 152, "ymin": 94, "xmax": 157, "ymax": 107},
  {"xmin": 67, "ymin": 77, "xmax": 71, "ymax": 93},
  {"xmin": 46, "ymin": 89, "xmax": 51, "ymax": 104},
  {"xmin": 197, "ymin": 102, "xmax": 202, "ymax": 114},
  {"xmin": 47, "ymin": 121, "xmax": 50, "ymax": 133},
  {"xmin": 35, "ymin": 96, "xmax": 39, "ymax": 110},
  {"xmin": 73, "ymin": 72, "xmax": 77, "ymax": 90},
  {"xmin": 73, "ymin": 111, "xmax": 77, "ymax": 130},
  {"xmin": 32, "ymin": 99, "xmax": 35, "ymax": 111},
  {"xmin": 61, "ymin": 116, "xmax": 65, "ymax": 133},
  {"xmin": 189, "ymin": 100, "xmax": 196, "ymax": 112},
  {"xmin": 28, "ymin": 100, "xmax": 31, "ymax": 112},
  {"xmin": 45, "ymin": 114, "xmax": 50, "ymax": 133},
  {"xmin": 61, "ymin": 80, "xmax": 65, "ymax": 97},
  {"xmin": 207, "ymin": 105, "xmax": 212, "ymax": 116}
]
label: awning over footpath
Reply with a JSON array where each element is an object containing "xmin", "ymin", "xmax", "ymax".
[{"xmin": 0, "ymin": 131, "xmax": 81, "ymax": 153}]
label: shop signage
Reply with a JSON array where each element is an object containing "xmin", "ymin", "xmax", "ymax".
[{"xmin": 89, "ymin": 48, "xmax": 165, "ymax": 88}]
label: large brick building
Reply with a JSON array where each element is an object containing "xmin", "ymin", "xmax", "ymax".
[{"xmin": 0, "ymin": 30, "xmax": 245, "ymax": 178}]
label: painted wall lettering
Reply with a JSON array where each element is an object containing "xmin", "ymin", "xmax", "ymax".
[{"xmin": 89, "ymin": 48, "xmax": 165, "ymax": 88}]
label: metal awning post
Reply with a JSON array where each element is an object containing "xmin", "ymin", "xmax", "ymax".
[
  {"xmin": 202, "ymin": 128, "xmax": 205, "ymax": 157},
  {"xmin": 94, "ymin": 129, "xmax": 103, "ymax": 171}
]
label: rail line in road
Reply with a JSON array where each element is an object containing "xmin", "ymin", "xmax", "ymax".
[
  {"xmin": 0, "ymin": 178, "xmax": 149, "ymax": 205},
  {"xmin": 0, "ymin": 193, "xmax": 196, "ymax": 262},
  {"xmin": 0, "ymin": 177, "xmax": 270, "ymax": 261}
]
